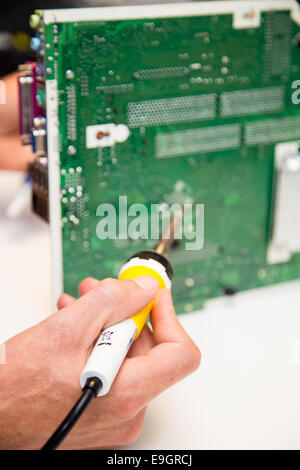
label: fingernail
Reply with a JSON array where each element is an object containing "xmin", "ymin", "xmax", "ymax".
[{"xmin": 132, "ymin": 275, "xmax": 159, "ymax": 290}]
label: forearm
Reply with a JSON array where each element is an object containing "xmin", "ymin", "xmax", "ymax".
[
  {"xmin": 0, "ymin": 72, "xmax": 20, "ymax": 135},
  {"xmin": 0, "ymin": 134, "xmax": 33, "ymax": 171},
  {"xmin": 0, "ymin": 72, "xmax": 34, "ymax": 171},
  {"xmin": 0, "ymin": 362, "xmax": 28, "ymax": 449}
]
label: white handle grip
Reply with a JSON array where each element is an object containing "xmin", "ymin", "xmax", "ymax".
[{"xmin": 80, "ymin": 318, "xmax": 137, "ymax": 396}]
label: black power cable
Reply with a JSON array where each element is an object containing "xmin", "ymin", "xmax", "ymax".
[{"xmin": 41, "ymin": 377, "xmax": 102, "ymax": 450}]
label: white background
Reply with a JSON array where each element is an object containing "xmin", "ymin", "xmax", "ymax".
[{"xmin": 1, "ymin": 171, "xmax": 300, "ymax": 450}]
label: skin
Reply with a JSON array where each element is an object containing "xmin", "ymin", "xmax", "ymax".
[
  {"xmin": 0, "ymin": 72, "xmax": 200, "ymax": 450},
  {"xmin": 0, "ymin": 72, "xmax": 34, "ymax": 171},
  {"xmin": 0, "ymin": 275, "xmax": 201, "ymax": 450}
]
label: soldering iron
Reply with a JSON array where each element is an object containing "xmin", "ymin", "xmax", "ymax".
[{"xmin": 42, "ymin": 215, "xmax": 177, "ymax": 450}]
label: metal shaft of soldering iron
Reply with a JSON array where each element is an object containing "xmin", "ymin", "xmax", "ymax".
[{"xmin": 155, "ymin": 211, "xmax": 181, "ymax": 255}]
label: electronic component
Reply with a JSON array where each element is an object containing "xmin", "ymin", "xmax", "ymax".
[
  {"xmin": 28, "ymin": 157, "xmax": 49, "ymax": 222},
  {"xmin": 267, "ymin": 142, "xmax": 300, "ymax": 264},
  {"xmin": 18, "ymin": 34, "xmax": 47, "ymax": 219},
  {"xmin": 18, "ymin": 64, "xmax": 34, "ymax": 145},
  {"xmin": 32, "ymin": 117, "xmax": 47, "ymax": 157},
  {"xmin": 86, "ymin": 123, "xmax": 130, "ymax": 148}
]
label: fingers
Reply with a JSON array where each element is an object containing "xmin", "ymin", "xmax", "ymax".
[
  {"xmin": 113, "ymin": 289, "xmax": 201, "ymax": 406},
  {"xmin": 55, "ymin": 276, "xmax": 159, "ymax": 350},
  {"xmin": 57, "ymin": 293, "xmax": 75, "ymax": 310},
  {"xmin": 78, "ymin": 277, "xmax": 100, "ymax": 296},
  {"xmin": 150, "ymin": 289, "xmax": 194, "ymax": 344},
  {"xmin": 127, "ymin": 324, "xmax": 156, "ymax": 358},
  {"xmin": 57, "ymin": 277, "xmax": 99, "ymax": 309}
]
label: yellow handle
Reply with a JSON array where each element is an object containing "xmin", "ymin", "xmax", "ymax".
[{"xmin": 118, "ymin": 265, "xmax": 166, "ymax": 339}]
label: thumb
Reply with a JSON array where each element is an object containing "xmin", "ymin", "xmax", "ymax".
[{"xmin": 52, "ymin": 276, "xmax": 159, "ymax": 350}]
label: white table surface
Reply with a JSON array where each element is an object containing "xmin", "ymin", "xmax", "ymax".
[{"xmin": 1, "ymin": 171, "xmax": 300, "ymax": 450}]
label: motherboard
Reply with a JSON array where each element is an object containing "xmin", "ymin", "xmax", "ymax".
[{"xmin": 20, "ymin": 1, "xmax": 300, "ymax": 313}]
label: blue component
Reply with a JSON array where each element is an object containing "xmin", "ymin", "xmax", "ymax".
[
  {"xmin": 30, "ymin": 37, "xmax": 41, "ymax": 52},
  {"xmin": 37, "ymin": 61, "xmax": 45, "ymax": 79},
  {"xmin": 30, "ymin": 130, "xmax": 35, "ymax": 153}
]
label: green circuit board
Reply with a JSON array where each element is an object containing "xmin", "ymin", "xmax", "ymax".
[{"xmin": 44, "ymin": 6, "xmax": 300, "ymax": 313}]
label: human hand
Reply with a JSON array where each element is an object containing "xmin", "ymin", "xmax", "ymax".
[
  {"xmin": 0, "ymin": 276, "xmax": 200, "ymax": 450},
  {"xmin": 0, "ymin": 72, "xmax": 34, "ymax": 171}
]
